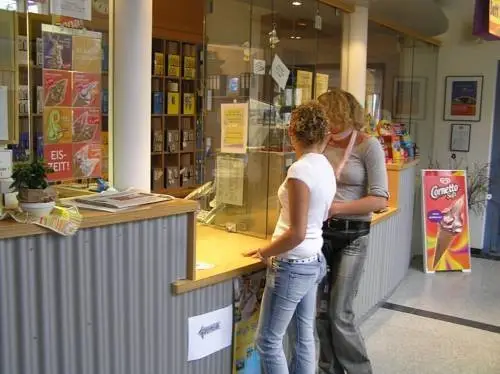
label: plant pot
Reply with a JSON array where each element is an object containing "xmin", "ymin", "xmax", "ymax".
[
  {"xmin": 19, "ymin": 201, "xmax": 56, "ymax": 218},
  {"xmin": 18, "ymin": 187, "xmax": 57, "ymax": 203}
]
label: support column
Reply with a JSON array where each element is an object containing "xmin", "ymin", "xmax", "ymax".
[
  {"xmin": 113, "ymin": 0, "xmax": 152, "ymax": 191},
  {"xmin": 341, "ymin": 5, "xmax": 368, "ymax": 107}
]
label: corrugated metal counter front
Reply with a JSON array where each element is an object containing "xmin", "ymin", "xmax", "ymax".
[{"xmin": 0, "ymin": 200, "xmax": 233, "ymax": 374}]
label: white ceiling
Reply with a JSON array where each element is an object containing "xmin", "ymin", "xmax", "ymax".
[{"xmin": 342, "ymin": 0, "xmax": 449, "ymax": 36}]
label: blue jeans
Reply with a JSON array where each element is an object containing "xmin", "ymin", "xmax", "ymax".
[{"xmin": 256, "ymin": 255, "xmax": 326, "ymax": 374}]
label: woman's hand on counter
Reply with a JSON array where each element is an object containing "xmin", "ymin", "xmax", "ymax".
[{"xmin": 243, "ymin": 249, "xmax": 272, "ymax": 266}]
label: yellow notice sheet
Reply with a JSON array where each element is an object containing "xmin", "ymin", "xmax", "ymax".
[
  {"xmin": 296, "ymin": 70, "xmax": 313, "ymax": 104},
  {"xmin": 221, "ymin": 102, "xmax": 248, "ymax": 154},
  {"xmin": 315, "ymin": 73, "xmax": 329, "ymax": 99}
]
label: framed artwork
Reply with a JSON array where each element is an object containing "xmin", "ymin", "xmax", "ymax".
[
  {"xmin": 444, "ymin": 76, "xmax": 484, "ymax": 122},
  {"xmin": 393, "ymin": 76, "xmax": 427, "ymax": 120},
  {"xmin": 449, "ymin": 124, "xmax": 471, "ymax": 152}
]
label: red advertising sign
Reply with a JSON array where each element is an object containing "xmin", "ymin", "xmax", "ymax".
[
  {"xmin": 72, "ymin": 143, "xmax": 101, "ymax": 178},
  {"xmin": 44, "ymin": 143, "xmax": 73, "ymax": 181},
  {"xmin": 43, "ymin": 70, "xmax": 72, "ymax": 107},
  {"xmin": 421, "ymin": 170, "xmax": 471, "ymax": 273},
  {"xmin": 73, "ymin": 108, "xmax": 101, "ymax": 143},
  {"xmin": 72, "ymin": 72, "xmax": 101, "ymax": 107}
]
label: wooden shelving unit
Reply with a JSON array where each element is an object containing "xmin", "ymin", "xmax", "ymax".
[{"xmin": 150, "ymin": 38, "xmax": 202, "ymax": 194}]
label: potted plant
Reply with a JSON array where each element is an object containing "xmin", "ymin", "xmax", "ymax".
[{"xmin": 10, "ymin": 159, "xmax": 57, "ymax": 217}]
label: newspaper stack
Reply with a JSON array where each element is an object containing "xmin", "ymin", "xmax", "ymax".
[{"xmin": 62, "ymin": 189, "xmax": 174, "ymax": 213}]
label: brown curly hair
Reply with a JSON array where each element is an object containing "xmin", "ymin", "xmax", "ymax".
[
  {"xmin": 318, "ymin": 88, "xmax": 366, "ymax": 132},
  {"xmin": 289, "ymin": 101, "xmax": 328, "ymax": 146}
]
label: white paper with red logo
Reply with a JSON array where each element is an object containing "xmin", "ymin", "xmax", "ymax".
[{"xmin": 421, "ymin": 170, "xmax": 471, "ymax": 273}]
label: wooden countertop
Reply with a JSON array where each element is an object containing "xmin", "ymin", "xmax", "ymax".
[
  {"xmin": 0, "ymin": 199, "xmax": 198, "ymax": 240},
  {"xmin": 172, "ymin": 207, "xmax": 400, "ymax": 294}
]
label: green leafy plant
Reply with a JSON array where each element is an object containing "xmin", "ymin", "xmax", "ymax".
[
  {"xmin": 10, "ymin": 159, "xmax": 53, "ymax": 191},
  {"xmin": 427, "ymin": 158, "xmax": 496, "ymax": 216},
  {"xmin": 466, "ymin": 162, "xmax": 494, "ymax": 216}
]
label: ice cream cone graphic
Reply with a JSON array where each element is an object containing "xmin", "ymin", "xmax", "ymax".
[{"xmin": 433, "ymin": 196, "xmax": 465, "ymax": 270}]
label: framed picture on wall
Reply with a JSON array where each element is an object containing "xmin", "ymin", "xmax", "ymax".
[
  {"xmin": 450, "ymin": 123, "xmax": 471, "ymax": 152},
  {"xmin": 392, "ymin": 76, "xmax": 427, "ymax": 120},
  {"xmin": 443, "ymin": 76, "xmax": 484, "ymax": 122}
]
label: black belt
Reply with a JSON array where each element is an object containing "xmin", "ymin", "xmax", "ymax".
[{"xmin": 323, "ymin": 218, "xmax": 370, "ymax": 232}]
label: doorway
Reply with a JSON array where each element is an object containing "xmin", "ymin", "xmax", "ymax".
[{"xmin": 484, "ymin": 61, "xmax": 500, "ymax": 257}]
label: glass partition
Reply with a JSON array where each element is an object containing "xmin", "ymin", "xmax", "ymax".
[
  {"xmin": 1, "ymin": 0, "xmax": 112, "ymax": 186},
  {"xmin": 202, "ymin": 0, "xmax": 344, "ymax": 238},
  {"xmin": 367, "ymin": 21, "xmax": 438, "ymax": 164}
]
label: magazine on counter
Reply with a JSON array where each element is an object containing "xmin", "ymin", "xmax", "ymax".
[{"xmin": 67, "ymin": 190, "xmax": 174, "ymax": 212}]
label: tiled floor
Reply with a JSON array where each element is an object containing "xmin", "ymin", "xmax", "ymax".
[{"xmin": 360, "ymin": 257, "xmax": 500, "ymax": 374}]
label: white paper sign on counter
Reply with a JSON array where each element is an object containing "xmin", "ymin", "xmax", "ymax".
[
  {"xmin": 271, "ymin": 54, "xmax": 290, "ymax": 90},
  {"xmin": 188, "ymin": 305, "xmax": 233, "ymax": 361}
]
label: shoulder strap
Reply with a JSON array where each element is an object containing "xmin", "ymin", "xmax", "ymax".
[{"xmin": 335, "ymin": 131, "xmax": 358, "ymax": 177}]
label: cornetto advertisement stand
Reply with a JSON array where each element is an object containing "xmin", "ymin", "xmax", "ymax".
[{"xmin": 421, "ymin": 170, "xmax": 472, "ymax": 273}]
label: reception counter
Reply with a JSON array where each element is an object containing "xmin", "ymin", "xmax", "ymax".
[
  {"xmin": 0, "ymin": 199, "xmax": 234, "ymax": 374},
  {"xmin": 0, "ymin": 160, "xmax": 418, "ymax": 374}
]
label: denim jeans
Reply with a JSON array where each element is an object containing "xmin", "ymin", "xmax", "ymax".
[
  {"xmin": 316, "ymin": 226, "xmax": 373, "ymax": 374},
  {"xmin": 256, "ymin": 255, "xmax": 326, "ymax": 374}
]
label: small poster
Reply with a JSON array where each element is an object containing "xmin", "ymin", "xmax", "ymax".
[
  {"xmin": 72, "ymin": 72, "xmax": 101, "ymax": 107},
  {"xmin": 43, "ymin": 69, "xmax": 72, "ymax": 107},
  {"xmin": 451, "ymin": 81, "xmax": 478, "ymax": 116},
  {"xmin": 216, "ymin": 155, "xmax": 245, "ymax": 207},
  {"xmin": 296, "ymin": 70, "xmax": 313, "ymax": 104},
  {"xmin": 221, "ymin": 103, "xmax": 248, "ymax": 154},
  {"xmin": 271, "ymin": 54, "xmax": 290, "ymax": 90},
  {"xmin": 72, "ymin": 108, "xmax": 101, "ymax": 143},
  {"xmin": 315, "ymin": 73, "xmax": 329, "ymax": 99},
  {"xmin": 253, "ymin": 59, "xmax": 266, "ymax": 76},
  {"xmin": 43, "ymin": 107, "xmax": 73, "ymax": 144},
  {"xmin": 444, "ymin": 76, "xmax": 483, "ymax": 122},
  {"xmin": 421, "ymin": 170, "xmax": 471, "ymax": 273},
  {"xmin": 232, "ymin": 271, "xmax": 266, "ymax": 374},
  {"xmin": 43, "ymin": 31, "xmax": 72, "ymax": 70},
  {"xmin": 73, "ymin": 143, "xmax": 101, "ymax": 178},
  {"xmin": 72, "ymin": 35, "xmax": 102, "ymax": 73},
  {"xmin": 188, "ymin": 305, "xmax": 233, "ymax": 362},
  {"xmin": 489, "ymin": 0, "xmax": 500, "ymax": 37},
  {"xmin": 44, "ymin": 143, "xmax": 73, "ymax": 180},
  {"xmin": 50, "ymin": 0, "xmax": 92, "ymax": 21}
]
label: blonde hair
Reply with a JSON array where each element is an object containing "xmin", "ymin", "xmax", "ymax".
[
  {"xmin": 318, "ymin": 88, "xmax": 366, "ymax": 131},
  {"xmin": 289, "ymin": 101, "xmax": 328, "ymax": 146}
]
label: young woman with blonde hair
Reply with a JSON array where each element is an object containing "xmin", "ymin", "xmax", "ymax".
[{"xmin": 316, "ymin": 89, "xmax": 389, "ymax": 374}]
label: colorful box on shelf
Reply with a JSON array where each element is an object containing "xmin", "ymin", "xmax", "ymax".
[
  {"xmin": 168, "ymin": 55, "xmax": 180, "ymax": 77},
  {"xmin": 154, "ymin": 53, "xmax": 165, "ymax": 76},
  {"xmin": 167, "ymin": 92, "xmax": 180, "ymax": 114},
  {"xmin": 152, "ymin": 92, "xmax": 164, "ymax": 114}
]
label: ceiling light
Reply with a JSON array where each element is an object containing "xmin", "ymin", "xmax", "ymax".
[
  {"xmin": 297, "ymin": 21, "xmax": 307, "ymax": 27},
  {"xmin": 292, "ymin": 1, "xmax": 302, "ymax": 6},
  {"xmin": 290, "ymin": 35, "xmax": 302, "ymax": 40}
]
